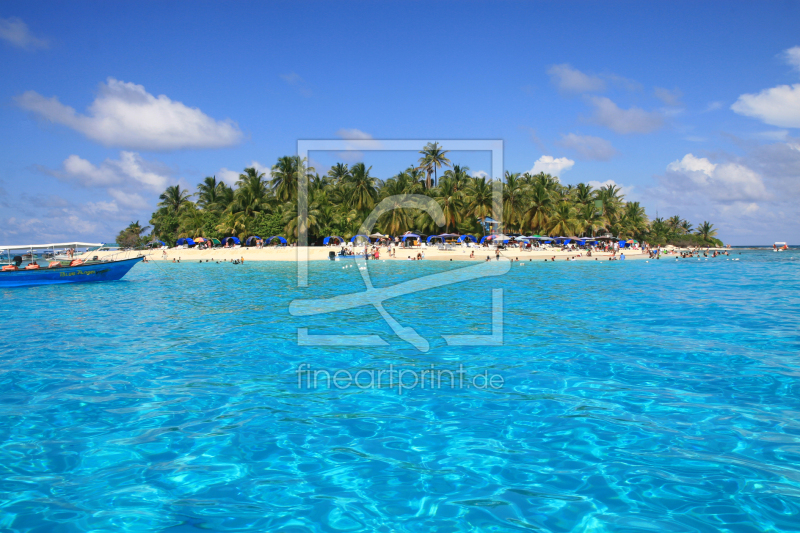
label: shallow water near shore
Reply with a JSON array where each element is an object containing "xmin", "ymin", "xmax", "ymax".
[{"xmin": 1, "ymin": 250, "xmax": 799, "ymax": 532}]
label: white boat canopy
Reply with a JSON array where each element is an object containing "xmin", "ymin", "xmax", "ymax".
[{"xmin": 0, "ymin": 242, "xmax": 104, "ymax": 251}]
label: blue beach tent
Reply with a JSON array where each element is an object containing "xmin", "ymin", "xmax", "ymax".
[
  {"xmin": 245, "ymin": 236, "xmax": 262, "ymax": 246},
  {"xmin": 267, "ymin": 236, "xmax": 288, "ymax": 245},
  {"xmin": 456, "ymin": 235, "xmax": 477, "ymax": 243},
  {"xmin": 351, "ymin": 235, "xmax": 369, "ymax": 243},
  {"xmin": 401, "ymin": 233, "xmax": 420, "ymax": 243},
  {"xmin": 427, "ymin": 235, "xmax": 444, "ymax": 244},
  {"xmin": 221, "ymin": 237, "xmax": 241, "ymax": 246},
  {"xmin": 323, "ymin": 236, "xmax": 345, "ymax": 245}
]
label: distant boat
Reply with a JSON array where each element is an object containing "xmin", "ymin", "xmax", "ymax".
[
  {"xmin": 774, "ymin": 242, "xmax": 788, "ymax": 252},
  {"xmin": 1, "ymin": 242, "xmax": 143, "ymax": 288}
]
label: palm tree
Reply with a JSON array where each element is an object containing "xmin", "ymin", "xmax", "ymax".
[
  {"xmin": 503, "ymin": 173, "xmax": 525, "ymax": 231},
  {"xmin": 577, "ymin": 202, "xmax": 605, "ymax": 237},
  {"xmin": 158, "ymin": 185, "xmax": 192, "ymax": 214},
  {"xmin": 575, "ymin": 183, "xmax": 594, "ymax": 205},
  {"xmin": 195, "ymin": 176, "xmax": 220, "ymax": 211},
  {"xmin": 680, "ymin": 219, "xmax": 693, "ymax": 235},
  {"xmin": 344, "ymin": 162, "xmax": 379, "ymax": 214},
  {"xmin": 327, "ymin": 163, "xmax": 351, "ymax": 184},
  {"xmin": 215, "ymin": 167, "xmax": 274, "ymax": 237},
  {"xmin": 417, "ymin": 142, "xmax": 452, "ymax": 189},
  {"xmin": 619, "ymin": 201, "xmax": 649, "ymax": 239},
  {"xmin": 434, "ymin": 177, "xmax": 464, "ymax": 233},
  {"xmin": 465, "ymin": 177, "xmax": 494, "ymax": 235},
  {"xmin": 442, "ymin": 165, "xmax": 472, "ymax": 193},
  {"xmin": 272, "ymin": 156, "xmax": 315, "ymax": 203},
  {"xmin": 521, "ymin": 184, "xmax": 553, "ymax": 234},
  {"xmin": 547, "ymin": 201, "xmax": 578, "ymax": 236},
  {"xmin": 116, "ymin": 220, "xmax": 151, "ymax": 248},
  {"xmin": 695, "ymin": 221, "xmax": 718, "ymax": 242},
  {"xmin": 178, "ymin": 207, "xmax": 207, "ymax": 238}
]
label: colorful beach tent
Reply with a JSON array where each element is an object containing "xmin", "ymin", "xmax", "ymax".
[
  {"xmin": 456, "ymin": 235, "xmax": 477, "ymax": 243},
  {"xmin": 351, "ymin": 235, "xmax": 369, "ymax": 243},
  {"xmin": 245, "ymin": 236, "xmax": 262, "ymax": 246},
  {"xmin": 323, "ymin": 236, "xmax": 345, "ymax": 245},
  {"xmin": 267, "ymin": 236, "xmax": 287, "ymax": 245}
]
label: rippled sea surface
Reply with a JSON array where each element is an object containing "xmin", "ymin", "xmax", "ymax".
[{"xmin": 2, "ymin": 250, "xmax": 799, "ymax": 532}]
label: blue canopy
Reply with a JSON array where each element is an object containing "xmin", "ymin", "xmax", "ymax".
[
  {"xmin": 267, "ymin": 236, "xmax": 287, "ymax": 245},
  {"xmin": 457, "ymin": 235, "xmax": 477, "ymax": 243},
  {"xmin": 323, "ymin": 236, "xmax": 345, "ymax": 245},
  {"xmin": 401, "ymin": 234, "xmax": 420, "ymax": 242},
  {"xmin": 619, "ymin": 241, "xmax": 627, "ymax": 248},
  {"xmin": 221, "ymin": 236, "xmax": 241, "ymax": 245},
  {"xmin": 427, "ymin": 235, "xmax": 444, "ymax": 243},
  {"xmin": 147, "ymin": 240, "xmax": 166, "ymax": 247},
  {"xmin": 351, "ymin": 235, "xmax": 369, "ymax": 243},
  {"xmin": 245, "ymin": 236, "xmax": 262, "ymax": 246},
  {"xmin": 176, "ymin": 238, "xmax": 195, "ymax": 246}
]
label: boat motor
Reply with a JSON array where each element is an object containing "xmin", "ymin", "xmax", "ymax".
[{"xmin": 12, "ymin": 256, "xmax": 22, "ymax": 267}]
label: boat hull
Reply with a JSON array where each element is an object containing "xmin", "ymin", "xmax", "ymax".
[{"xmin": 0, "ymin": 257, "xmax": 144, "ymax": 288}]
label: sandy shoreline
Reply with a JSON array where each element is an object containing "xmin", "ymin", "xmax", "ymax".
[{"xmin": 80, "ymin": 245, "xmax": 724, "ymax": 263}]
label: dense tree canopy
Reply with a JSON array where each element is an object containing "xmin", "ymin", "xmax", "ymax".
[{"xmin": 140, "ymin": 146, "xmax": 723, "ymax": 247}]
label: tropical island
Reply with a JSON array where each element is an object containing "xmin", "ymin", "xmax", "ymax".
[{"xmin": 116, "ymin": 143, "xmax": 723, "ymax": 250}]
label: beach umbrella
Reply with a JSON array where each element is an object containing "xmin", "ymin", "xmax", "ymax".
[
  {"xmin": 195, "ymin": 237, "xmax": 207, "ymax": 243},
  {"xmin": 626, "ymin": 240, "xmax": 635, "ymax": 244}
]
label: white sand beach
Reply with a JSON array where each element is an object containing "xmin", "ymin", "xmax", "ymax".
[{"xmin": 82, "ymin": 245, "xmax": 719, "ymax": 263}]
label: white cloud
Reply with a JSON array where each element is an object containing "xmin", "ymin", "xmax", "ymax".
[
  {"xmin": 472, "ymin": 170, "xmax": 489, "ymax": 179},
  {"xmin": 528, "ymin": 155, "xmax": 574, "ymax": 176},
  {"xmin": 703, "ymin": 101, "xmax": 724, "ymax": 112},
  {"xmin": 664, "ymin": 154, "xmax": 770, "ymax": 202},
  {"xmin": 547, "ymin": 64, "xmax": 605, "ymax": 93},
  {"xmin": 336, "ymin": 128, "xmax": 372, "ymax": 140},
  {"xmin": 0, "ymin": 16, "xmax": 48, "ymax": 50},
  {"xmin": 52, "ymin": 151, "xmax": 171, "ymax": 193},
  {"xmin": 16, "ymin": 78, "xmax": 243, "ymax": 150},
  {"xmin": 587, "ymin": 96, "xmax": 663, "ymax": 134},
  {"xmin": 654, "ymin": 87, "xmax": 683, "ymax": 106},
  {"xmin": 731, "ymin": 84, "xmax": 800, "ymax": 128},
  {"xmin": 107, "ymin": 189, "xmax": 149, "ymax": 210},
  {"xmin": 782, "ymin": 45, "xmax": 800, "ymax": 72},
  {"xmin": 558, "ymin": 133, "xmax": 618, "ymax": 161},
  {"xmin": 216, "ymin": 160, "xmax": 272, "ymax": 187},
  {"xmin": 335, "ymin": 128, "xmax": 382, "ymax": 160},
  {"xmin": 280, "ymin": 72, "xmax": 313, "ymax": 97},
  {"xmin": 587, "ymin": 179, "xmax": 634, "ymax": 199},
  {"xmin": 647, "ymin": 140, "xmax": 800, "ymax": 244},
  {"xmin": 754, "ymin": 130, "xmax": 789, "ymax": 141},
  {"xmin": 217, "ymin": 168, "xmax": 240, "ymax": 186}
]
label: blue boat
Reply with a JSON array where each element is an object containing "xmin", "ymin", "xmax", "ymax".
[{"xmin": 0, "ymin": 256, "xmax": 144, "ymax": 288}]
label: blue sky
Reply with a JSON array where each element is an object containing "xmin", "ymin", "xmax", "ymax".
[{"xmin": 1, "ymin": 0, "xmax": 799, "ymax": 245}]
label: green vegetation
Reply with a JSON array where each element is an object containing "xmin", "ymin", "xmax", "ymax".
[
  {"xmin": 141, "ymin": 146, "xmax": 723, "ymax": 247},
  {"xmin": 115, "ymin": 220, "xmax": 151, "ymax": 249}
]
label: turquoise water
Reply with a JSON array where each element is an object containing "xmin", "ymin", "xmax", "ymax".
[{"xmin": 1, "ymin": 251, "xmax": 799, "ymax": 532}]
